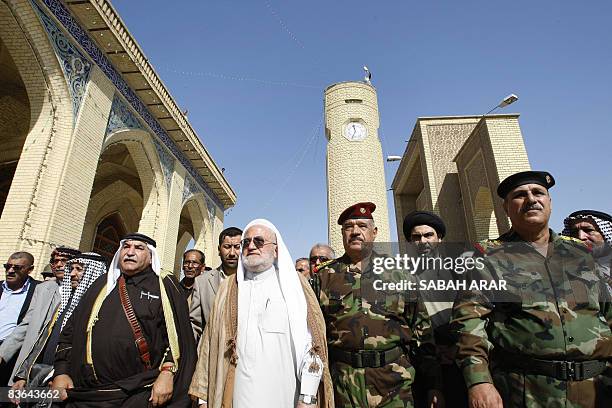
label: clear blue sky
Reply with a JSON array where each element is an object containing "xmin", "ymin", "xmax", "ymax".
[{"xmin": 112, "ymin": 0, "xmax": 612, "ymax": 259}]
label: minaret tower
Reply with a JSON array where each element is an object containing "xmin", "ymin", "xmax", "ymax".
[{"xmin": 324, "ymin": 75, "xmax": 391, "ymax": 254}]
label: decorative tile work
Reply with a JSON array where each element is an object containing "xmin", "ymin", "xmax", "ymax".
[
  {"xmin": 152, "ymin": 137, "xmax": 174, "ymax": 194},
  {"xmin": 182, "ymin": 175, "xmax": 198, "ymax": 205},
  {"xmin": 105, "ymin": 94, "xmax": 145, "ymax": 136},
  {"xmin": 205, "ymin": 197, "xmax": 216, "ymax": 226},
  {"xmin": 31, "ymin": 0, "xmax": 91, "ymax": 122},
  {"xmin": 37, "ymin": 0, "xmax": 224, "ymax": 209}
]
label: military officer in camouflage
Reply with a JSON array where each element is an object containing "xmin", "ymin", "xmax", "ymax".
[
  {"xmin": 317, "ymin": 202, "xmax": 443, "ymax": 407},
  {"xmin": 452, "ymin": 171, "xmax": 612, "ymax": 407}
]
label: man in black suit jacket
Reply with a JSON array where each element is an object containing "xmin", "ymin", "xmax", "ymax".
[{"xmin": 0, "ymin": 251, "xmax": 38, "ymax": 385}]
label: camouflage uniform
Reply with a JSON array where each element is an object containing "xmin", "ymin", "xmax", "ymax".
[
  {"xmin": 317, "ymin": 253, "xmax": 440, "ymax": 407},
  {"xmin": 453, "ymin": 230, "xmax": 612, "ymax": 407}
]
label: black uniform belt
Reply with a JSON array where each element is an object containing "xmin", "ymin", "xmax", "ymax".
[
  {"xmin": 498, "ymin": 355, "xmax": 607, "ymax": 381},
  {"xmin": 329, "ymin": 346, "xmax": 403, "ymax": 368}
]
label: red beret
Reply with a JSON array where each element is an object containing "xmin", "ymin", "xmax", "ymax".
[{"xmin": 337, "ymin": 202, "xmax": 376, "ymax": 225}]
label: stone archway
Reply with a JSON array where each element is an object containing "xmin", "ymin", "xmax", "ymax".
[
  {"xmin": 81, "ymin": 129, "xmax": 168, "ymax": 255},
  {"xmin": 173, "ymin": 197, "xmax": 208, "ymax": 273}
]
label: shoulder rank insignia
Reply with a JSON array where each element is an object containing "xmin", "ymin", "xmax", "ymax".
[
  {"xmin": 474, "ymin": 239, "xmax": 502, "ymax": 255},
  {"xmin": 559, "ymin": 235, "xmax": 592, "ymax": 252},
  {"xmin": 313, "ymin": 258, "xmax": 338, "ymax": 274}
]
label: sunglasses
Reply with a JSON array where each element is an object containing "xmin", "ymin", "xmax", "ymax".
[
  {"xmin": 4, "ymin": 263, "xmax": 30, "ymax": 272},
  {"xmin": 309, "ymin": 256, "xmax": 330, "ymax": 264},
  {"xmin": 241, "ymin": 236, "xmax": 277, "ymax": 249}
]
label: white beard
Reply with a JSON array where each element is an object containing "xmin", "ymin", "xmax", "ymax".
[{"xmin": 242, "ymin": 251, "xmax": 275, "ymax": 273}]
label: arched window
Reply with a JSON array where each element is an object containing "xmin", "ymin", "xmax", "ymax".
[{"xmin": 93, "ymin": 213, "xmax": 127, "ymax": 261}]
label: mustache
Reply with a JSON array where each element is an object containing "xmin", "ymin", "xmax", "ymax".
[{"xmin": 521, "ymin": 204, "xmax": 544, "ymax": 212}]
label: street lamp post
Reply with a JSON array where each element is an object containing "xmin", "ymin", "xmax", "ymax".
[{"xmin": 483, "ymin": 93, "xmax": 519, "ymax": 116}]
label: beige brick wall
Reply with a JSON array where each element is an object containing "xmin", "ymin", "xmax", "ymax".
[
  {"xmin": 0, "ymin": 1, "xmax": 115, "ymax": 277},
  {"xmin": 393, "ymin": 115, "xmax": 531, "ymax": 245},
  {"xmin": 325, "ymin": 82, "xmax": 390, "ymax": 255},
  {"xmin": 455, "ymin": 115, "xmax": 531, "ymax": 240}
]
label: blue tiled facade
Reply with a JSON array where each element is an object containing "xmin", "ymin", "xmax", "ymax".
[{"xmin": 31, "ymin": 0, "xmax": 91, "ymax": 122}]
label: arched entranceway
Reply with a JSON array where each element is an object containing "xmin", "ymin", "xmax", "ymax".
[
  {"xmin": 0, "ymin": 37, "xmax": 30, "ymax": 217},
  {"xmin": 81, "ymin": 129, "xmax": 167, "ymax": 257},
  {"xmin": 81, "ymin": 142, "xmax": 145, "ymax": 252},
  {"xmin": 173, "ymin": 198, "xmax": 208, "ymax": 274}
]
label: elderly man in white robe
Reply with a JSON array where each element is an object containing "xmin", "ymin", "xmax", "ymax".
[{"xmin": 189, "ymin": 219, "xmax": 334, "ymax": 408}]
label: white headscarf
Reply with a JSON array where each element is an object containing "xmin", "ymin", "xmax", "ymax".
[
  {"xmin": 105, "ymin": 237, "xmax": 161, "ymax": 298},
  {"xmin": 237, "ymin": 219, "xmax": 312, "ymax": 376}
]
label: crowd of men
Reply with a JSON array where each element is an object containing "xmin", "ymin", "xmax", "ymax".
[{"xmin": 0, "ymin": 170, "xmax": 610, "ymax": 408}]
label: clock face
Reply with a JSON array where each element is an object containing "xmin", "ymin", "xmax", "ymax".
[{"xmin": 344, "ymin": 122, "xmax": 367, "ymax": 141}]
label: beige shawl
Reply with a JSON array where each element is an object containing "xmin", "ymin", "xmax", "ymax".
[{"xmin": 189, "ymin": 272, "xmax": 334, "ymax": 408}]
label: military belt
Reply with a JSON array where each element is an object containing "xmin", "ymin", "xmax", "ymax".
[
  {"xmin": 498, "ymin": 355, "xmax": 607, "ymax": 381},
  {"xmin": 329, "ymin": 346, "xmax": 403, "ymax": 368}
]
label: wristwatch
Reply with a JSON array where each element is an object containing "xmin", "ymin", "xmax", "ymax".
[
  {"xmin": 160, "ymin": 363, "xmax": 177, "ymax": 374},
  {"xmin": 299, "ymin": 394, "xmax": 318, "ymax": 405}
]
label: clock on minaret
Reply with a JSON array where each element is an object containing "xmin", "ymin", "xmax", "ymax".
[
  {"xmin": 324, "ymin": 81, "xmax": 391, "ymax": 255},
  {"xmin": 344, "ymin": 121, "xmax": 367, "ymax": 141}
]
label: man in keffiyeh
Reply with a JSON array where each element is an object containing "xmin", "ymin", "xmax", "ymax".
[
  {"xmin": 189, "ymin": 219, "xmax": 334, "ymax": 408},
  {"xmin": 9, "ymin": 252, "xmax": 106, "ymax": 399},
  {"xmin": 51, "ymin": 233, "xmax": 196, "ymax": 407},
  {"xmin": 563, "ymin": 209, "xmax": 612, "ymax": 288}
]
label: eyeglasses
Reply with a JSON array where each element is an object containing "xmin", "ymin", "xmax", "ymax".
[
  {"xmin": 50, "ymin": 257, "xmax": 69, "ymax": 266},
  {"xmin": 4, "ymin": 263, "xmax": 30, "ymax": 272},
  {"xmin": 241, "ymin": 236, "xmax": 277, "ymax": 249},
  {"xmin": 309, "ymin": 256, "xmax": 330, "ymax": 264},
  {"xmin": 183, "ymin": 260, "xmax": 202, "ymax": 266}
]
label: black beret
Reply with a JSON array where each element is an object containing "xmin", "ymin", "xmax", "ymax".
[
  {"xmin": 567, "ymin": 209, "xmax": 612, "ymax": 223},
  {"xmin": 497, "ymin": 171, "xmax": 555, "ymax": 198},
  {"xmin": 338, "ymin": 202, "xmax": 376, "ymax": 225},
  {"xmin": 122, "ymin": 232, "xmax": 156, "ymax": 248},
  {"xmin": 402, "ymin": 211, "xmax": 446, "ymax": 240}
]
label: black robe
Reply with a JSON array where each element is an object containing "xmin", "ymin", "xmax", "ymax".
[{"xmin": 54, "ymin": 267, "xmax": 196, "ymax": 407}]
